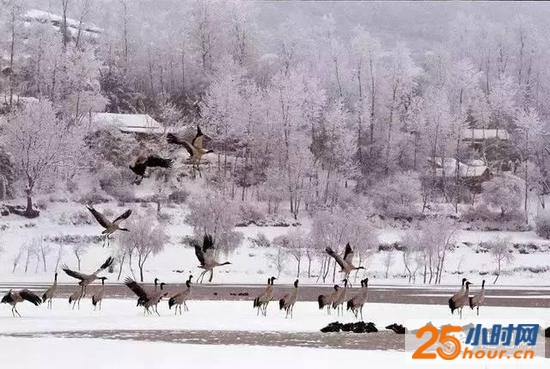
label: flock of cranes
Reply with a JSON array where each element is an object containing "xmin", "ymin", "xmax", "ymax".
[
  {"xmin": 0, "ymin": 123, "xmax": 490, "ymax": 324},
  {"xmin": 1, "ymin": 240, "xmax": 488, "ymax": 321}
]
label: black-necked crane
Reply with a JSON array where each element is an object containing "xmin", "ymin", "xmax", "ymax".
[
  {"xmin": 129, "ymin": 155, "xmax": 172, "ymax": 184},
  {"xmin": 469, "ymin": 279, "xmax": 486, "ymax": 316},
  {"xmin": 193, "ymin": 234, "xmax": 231, "ymax": 283},
  {"xmin": 332, "ymin": 278, "xmax": 349, "ymax": 316},
  {"xmin": 92, "ymin": 277, "xmax": 107, "ymax": 311},
  {"xmin": 125, "ymin": 277, "xmax": 168, "ymax": 316},
  {"xmin": 86, "ymin": 205, "xmax": 132, "ymax": 246},
  {"xmin": 137, "ymin": 278, "xmax": 159, "ymax": 307},
  {"xmin": 42, "ymin": 272, "xmax": 58, "ymax": 309},
  {"xmin": 346, "ymin": 278, "xmax": 369, "ymax": 320},
  {"xmin": 62, "ymin": 256, "xmax": 114, "ymax": 297},
  {"xmin": 279, "ymin": 279, "xmax": 299, "ymax": 318},
  {"xmin": 325, "ymin": 243, "xmax": 365, "ymax": 284},
  {"xmin": 168, "ymin": 275, "xmax": 193, "ymax": 315},
  {"xmin": 448, "ymin": 277, "xmax": 469, "ymax": 318},
  {"xmin": 69, "ymin": 286, "xmax": 84, "ymax": 310},
  {"xmin": 253, "ymin": 276, "xmax": 276, "ymax": 316},
  {"xmin": 1, "ymin": 289, "xmax": 42, "ymax": 317},
  {"xmin": 318, "ymin": 284, "xmax": 340, "ymax": 315},
  {"xmin": 167, "ymin": 125, "xmax": 213, "ymax": 177}
]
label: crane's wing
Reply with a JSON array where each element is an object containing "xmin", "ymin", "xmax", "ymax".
[
  {"xmin": 94, "ymin": 257, "xmax": 114, "ymax": 275},
  {"xmin": 167, "ymin": 133, "xmax": 194, "ymax": 157},
  {"xmin": 192, "ymin": 126, "xmax": 204, "ymax": 150},
  {"xmin": 325, "ymin": 247, "xmax": 347, "ymax": 270},
  {"xmin": 144, "ymin": 156, "xmax": 173, "ymax": 168},
  {"xmin": 124, "ymin": 278, "xmax": 149, "ymax": 299},
  {"xmin": 62, "ymin": 266, "xmax": 88, "ymax": 281},
  {"xmin": 86, "ymin": 205, "xmax": 110, "ymax": 228},
  {"xmin": 203, "ymin": 234, "xmax": 215, "ymax": 252},
  {"xmin": 19, "ymin": 289, "xmax": 42, "ymax": 306},
  {"xmin": 343, "ymin": 243, "xmax": 354, "ymax": 264},
  {"xmin": 113, "ymin": 209, "xmax": 132, "ymax": 224},
  {"xmin": 194, "ymin": 243, "xmax": 206, "ymax": 266}
]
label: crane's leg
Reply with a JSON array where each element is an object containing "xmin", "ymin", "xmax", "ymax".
[
  {"xmin": 183, "ymin": 301, "xmax": 189, "ymax": 311},
  {"xmin": 198, "ymin": 270, "xmax": 206, "ymax": 283},
  {"xmin": 209, "ymin": 269, "xmax": 214, "ymax": 283},
  {"xmin": 100, "ymin": 300, "xmax": 102, "ymax": 311},
  {"xmin": 477, "ymin": 306, "xmax": 479, "ymax": 316},
  {"xmin": 14, "ymin": 306, "xmax": 21, "ymax": 318},
  {"xmin": 360, "ymin": 306, "xmax": 363, "ymax": 321}
]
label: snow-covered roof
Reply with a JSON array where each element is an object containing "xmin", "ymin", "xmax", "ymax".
[
  {"xmin": 90, "ymin": 113, "xmax": 164, "ymax": 134},
  {"xmin": 23, "ymin": 9, "xmax": 103, "ymax": 38},
  {"xmin": 428, "ymin": 157, "xmax": 490, "ymax": 178},
  {"xmin": 462, "ymin": 128, "xmax": 510, "ymax": 141}
]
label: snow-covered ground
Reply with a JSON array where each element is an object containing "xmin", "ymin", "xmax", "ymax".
[
  {"xmin": 1, "ymin": 200, "xmax": 550, "ymax": 286},
  {"xmin": 1, "ymin": 299, "xmax": 549, "ymax": 333},
  {"xmin": 1, "ymin": 300, "xmax": 548, "ymax": 369},
  {"xmin": 1, "ymin": 337, "xmax": 546, "ymax": 369}
]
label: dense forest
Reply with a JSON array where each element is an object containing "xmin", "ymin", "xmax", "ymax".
[{"xmin": 2, "ymin": 1, "xmax": 550, "ymax": 244}]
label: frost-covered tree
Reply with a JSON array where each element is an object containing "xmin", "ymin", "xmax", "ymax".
[
  {"xmin": 481, "ymin": 175, "xmax": 523, "ymax": 217},
  {"xmin": 487, "ymin": 238, "xmax": 514, "ymax": 284},
  {"xmin": 370, "ymin": 171, "xmax": 421, "ymax": 217},
  {"xmin": 71, "ymin": 242, "xmax": 89, "ymax": 271},
  {"xmin": 185, "ymin": 190, "xmax": 243, "ymax": 254},
  {"xmin": 120, "ymin": 216, "xmax": 168, "ymax": 282},
  {"xmin": 2, "ymin": 100, "xmax": 82, "ymax": 216},
  {"xmin": 273, "ymin": 228, "xmax": 307, "ymax": 277}
]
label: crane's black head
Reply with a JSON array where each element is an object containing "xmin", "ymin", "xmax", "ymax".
[
  {"xmin": 160, "ymin": 282, "xmax": 166, "ymax": 289},
  {"xmin": 186, "ymin": 280, "xmax": 192, "ymax": 287},
  {"xmin": 342, "ymin": 278, "xmax": 348, "ymax": 286},
  {"xmin": 481, "ymin": 280, "xmax": 485, "ymax": 287},
  {"xmin": 363, "ymin": 278, "xmax": 369, "ymax": 287},
  {"xmin": 461, "ymin": 277, "xmax": 467, "ymax": 285},
  {"xmin": 154, "ymin": 278, "xmax": 159, "ymax": 285},
  {"xmin": 334, "ymin": 284, "xmax": 340, "ymax": 290},
  {"xmin": 466, "ymin": 281, "xmax": 472, "ymax": 287},
  {"xmin": 293, "ymin": 279, "xmax": 299, "ymax": 288}
]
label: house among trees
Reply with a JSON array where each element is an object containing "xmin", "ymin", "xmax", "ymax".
[
  {"xmin": 426, "ymin": 157, "xmax": 492, "ymax": 193},
  {"xmin": 462, "ymin": 128, "xmax": 510, "ymax": 151},
  {"xmin": 89, "ymin": 113, "xmax": 165, "ymax": 135}
]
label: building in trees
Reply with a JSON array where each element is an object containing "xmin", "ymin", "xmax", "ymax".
[
  {"xmin": 462, "ymin": 128, "xmax": 510, "ymax": 151},
  {"xmin": 89, "ymin": 112, "xmax": 165, "ymax": 135},
  {"xmin": 426, "ymin": 157, "xmax": 492, "ymax": 194}
]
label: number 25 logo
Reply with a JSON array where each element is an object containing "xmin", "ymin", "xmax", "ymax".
[{"xmin": 412, "ymin": 325, "xmax": 462, "ymax": 360}]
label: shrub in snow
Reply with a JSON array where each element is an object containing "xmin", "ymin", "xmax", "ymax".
[
  {"xmin": 248, "ymin": 233, "xmax": 271, "ymax": 248},
  {"xmin": 98, "ymin": 165, "xmax": 136, "ymax": 202},
  {"xmin": 70, "ymin": 209, "xmax": 93, "ymax": 225},
  {"xmin": 481, "ymin": 174, "xmax": 523, "ymax": 217},
  {"xmin": 535, "ymin": 213, "xmax": 550, "ymax": 239},
  {"xmin": 78, "ymin": 188, "xmax": 110, "ymax": 204},
  {"xmin": 238, "ymin": 202, "xmax": 266, "ymax": 225},
  {"xmin": 168, "ymin": 189, "xmax": 189, "ymax": 204},
  {"xmin": 370, "ymin": 171, "xmax": 421, "ymax": 218},
  {"xmin": 84, "ymin": 127, "xmax": 136, "ymax": 169}
]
